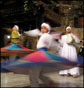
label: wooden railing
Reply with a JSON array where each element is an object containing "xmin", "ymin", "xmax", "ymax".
[
  {"xmin": 44, "ymin": 8, "xmax": 63, "ymax": 24},
  {"xmin": 36, "ymin": 0, "xmax": 64, "ymax": 25}
]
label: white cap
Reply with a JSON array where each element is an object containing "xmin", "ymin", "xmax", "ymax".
[
  {"xmin": 14, "ymin": 25, "xmax": 19, "ymax": 30},
  {"xmin": 41, "ymin": 23, "xmax": 51, "ymax": 32},
  {"xmin": 66, "ymin": 26, "xmax": 71, "ymax": 31}
]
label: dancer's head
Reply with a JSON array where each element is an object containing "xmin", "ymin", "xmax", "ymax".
[
  {"xmin": 41, "ymin": 22, "xmax": 51, "ymax": 33},
  {"xmin": 66, "ymin": 26, "xmax": 72, "ymax": 33},
  {"xmin": 12, "ymin": 25, "xmax": 19, "ymax": 31}
]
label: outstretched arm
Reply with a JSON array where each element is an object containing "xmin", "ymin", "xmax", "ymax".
[{"xmin": 24, "ymin": 29, "xmax": 42, "ymax": 37}]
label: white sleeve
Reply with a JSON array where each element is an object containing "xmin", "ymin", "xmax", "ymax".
[
  {"xmin": 45, "ymin": 34, "xmax": 61, "ymax": 49},
  {"xmin": 24, "ymin": 29, "xmax": 42, "ymax": 37},
  {"xmin": 50, "ymin": 39, "xmax": 62, "ymax": 50},
  {"xmin": 50, "ymin": 32, "xmax": 62, "ymax": 37},
  {"xmin": 72, "ymin": 34, "xmax": 80, "ymax": 43}
]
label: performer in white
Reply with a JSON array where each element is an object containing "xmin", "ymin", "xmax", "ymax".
[
  {"xmin": 24, "ymin": 23, "xmax": 60, "ymax": 52},
  {"xmin": 24, "ymin": 22, "xmax": 56, "ymax": 87},
  {"xmin": 58, "ymin": 26, "xmax": 80, "ymax": 78}
]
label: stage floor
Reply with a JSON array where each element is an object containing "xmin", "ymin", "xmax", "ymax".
[{"xmin": 1, "ymin": 65, "xmax": 83, "ymax": 87}]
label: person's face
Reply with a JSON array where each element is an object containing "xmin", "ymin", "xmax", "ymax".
[
  {"xmin": 66, "ymin": 28, "xmax": 71, "ymax": 33},
  {"xmin": 41, "ymin": 26, "xmax": 49, "ymax": 33},
  {"xmin": 13, "ymin": 26, "xmax": 19, "ymax": 31},
  {"xmin": 13, "ymin": 26, "xmax": 17, "ymax": 31}
]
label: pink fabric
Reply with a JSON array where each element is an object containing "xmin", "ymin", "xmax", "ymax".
[{"xmin": 22, "ymin": 51, "xmax": 50, "ymax": 62}]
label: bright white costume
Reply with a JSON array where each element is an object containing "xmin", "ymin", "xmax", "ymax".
[
  {"xmin": 59, "ymin": 27, "xmax": 80, "ymax": 76},
  {"xmin": 37, "ymin": 33, "xmax": 52, "ymax": 49},
  {"xmin": 25, "ymin": 23, "xmax": 56, "ymax": 87},
  {"xmin": 24, "ymin": 28, "xmax": 60, "ymax": 51}
]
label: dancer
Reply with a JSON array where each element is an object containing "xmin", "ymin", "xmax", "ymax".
[
  {"xmin": 58, "ymin": 26, "xmax": 80, "ymax": 78},
  {"xmin": 11, "ymin": 25, "xmax": 21, "ymax": 44},
  {"xmin": 25, "ymin": 22, "xmax": 55, "ymax": 87}
]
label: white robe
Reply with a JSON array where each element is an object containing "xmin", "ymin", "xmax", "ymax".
[
  {"xmin": 37, "ymin": 33, "xmax": 52, "ymax": 49},
  {"xmin": 24, "ymin": 29, "xmax": 60, "ymax": 50},
  {"xmin": 59, "ymin": 33, "xmax": 80, "ymax": 61},
  {"xmin": 59, "ymin": 33, "xmax": 80, "ymax": 75}
]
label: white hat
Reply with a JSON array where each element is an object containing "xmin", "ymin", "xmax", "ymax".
[
  {"xmin": 66, "ymin": 26, "xmax": 71, "ymax": 31},
  {"xmin": 41, "ymin": 23, "xmax": 51, "ymax": 32},
  {"xmin": 14, "ymin": 25, "xmax": 19, "ymax": 30}
]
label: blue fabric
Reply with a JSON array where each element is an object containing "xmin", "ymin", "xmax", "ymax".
[
  {"xmin": 78, "ymin": 55, "xmax": 84, "ymax": 64},
  {"xmin": 37, "ymin": 48, "xmax": 48, "ymax": 51},
  {"xmin": 6, "ymin": 44, "xmax": 22, "ymax": 50}
]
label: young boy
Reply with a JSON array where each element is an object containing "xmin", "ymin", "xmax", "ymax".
[
  {"xmin": 29, "ymin": 22, "xmax": 55, "ymax": 87},
  {"xmin": 11, "ymin": 25, "xmax": 21, "ymax": 44}
]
